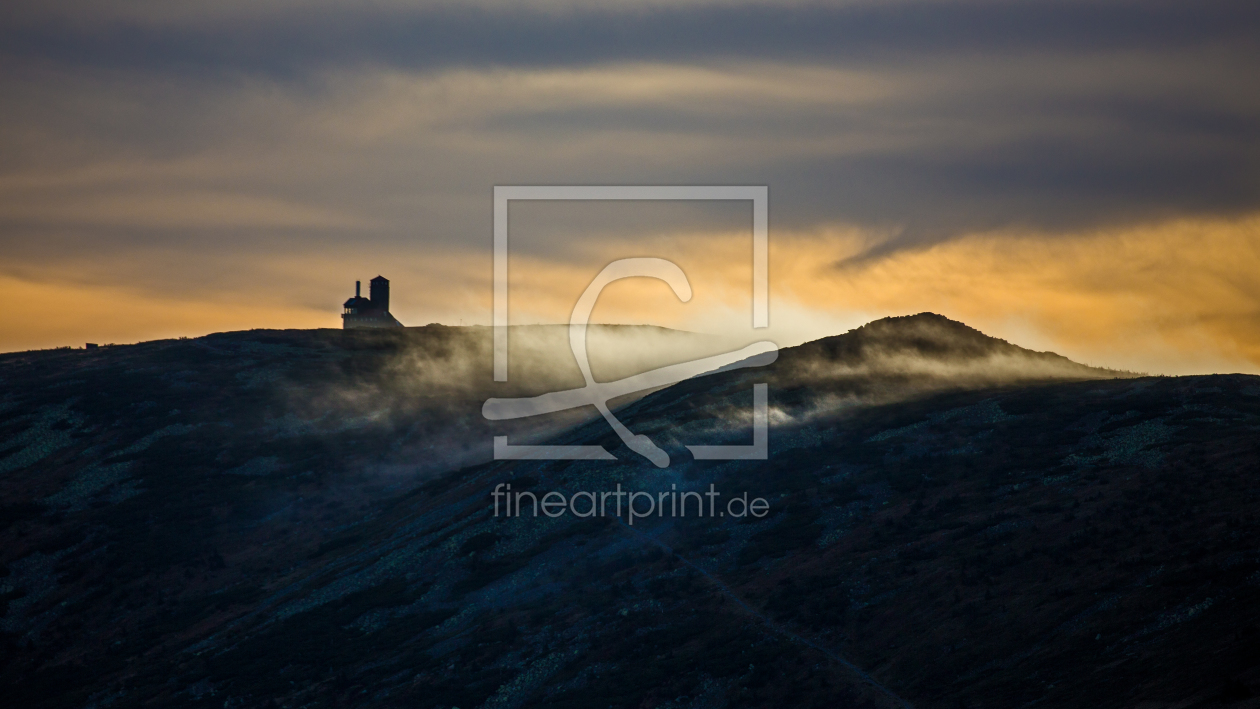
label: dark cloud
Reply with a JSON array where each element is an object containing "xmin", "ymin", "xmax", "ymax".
[
  {"xmin": 0, "ymin": 0, "xmax": 1258, "ymax": 339},
  {"xmin": 3, "ymin": 1, "xmax": 1259, "ymax": 77}
]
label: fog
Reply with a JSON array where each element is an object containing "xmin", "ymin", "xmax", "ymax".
[
  {"xmin": 272, "ymin": 315, "xmax": 1135, "ymax": 475},
  {"xmin": 271, "ymin": 324, "xmax": 761, "ymax": 474}
]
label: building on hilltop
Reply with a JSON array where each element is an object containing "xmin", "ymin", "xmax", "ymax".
[{"xmin": 342, "ymin": 275, "xmax": 404, "ymax": 329}]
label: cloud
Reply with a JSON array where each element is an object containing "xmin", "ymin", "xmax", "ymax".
[
  {"xmin": 0, "ymin": 1, "xmax": 1187, "ymax": 31},
  {"xmin": 419, "ymin": 215, "xmax": 1260, "ymax": 376},
  {"xmin": 780, "ymin": 215, "xmax": 1260, "ymax": 375},
  {"xmin": 3, "ymin": 53, "xmax": 1256, "ymax": 242},
  {"xmin": 0, "ymin": 2, "xmax": 1256, "ymax": 370},
  {"xmin": 4, "ymin": 197, "xmax": 1257, "ymax": 376},
  {"xmin": 0, "ymin": 190, "xmax": 374, "ymax": 230}
]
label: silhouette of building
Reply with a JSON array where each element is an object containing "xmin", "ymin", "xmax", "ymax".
[{"xmin": 342, "ymin": 276, "xmax": 403, "ymax": 329}]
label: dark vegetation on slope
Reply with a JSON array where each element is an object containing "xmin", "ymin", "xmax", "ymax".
[{"xmin": 0, "ymin": 315, "xmax": 1257, "ymax": 708}]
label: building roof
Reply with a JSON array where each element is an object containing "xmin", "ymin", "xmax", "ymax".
[{"xmin": 343, "ymin": 296, "xmax": 373, "ymax": 308}]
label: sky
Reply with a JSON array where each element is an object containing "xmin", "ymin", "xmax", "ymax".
[{"xmin": 0, "ymin": 0, "xmax": 1258, "ymax": 374}]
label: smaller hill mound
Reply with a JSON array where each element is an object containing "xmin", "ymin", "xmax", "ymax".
[{"xmin": 777, "ymin": 312, "xmax": 1129, "ymax": 387}]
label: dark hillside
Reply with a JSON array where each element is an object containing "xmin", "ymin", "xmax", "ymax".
[{"xmin": 1, "ymin": 318, "xmax": 1257, "ymax": 708}]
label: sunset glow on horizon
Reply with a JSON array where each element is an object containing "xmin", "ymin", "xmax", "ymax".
[{"xmin": 1, "ymin": 2, "xmax": 1257, "ymax": 375}]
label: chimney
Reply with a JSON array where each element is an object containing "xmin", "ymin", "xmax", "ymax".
[{"xmin": 356, "ymin": 280, "xmax": 361, "ymax": 298}]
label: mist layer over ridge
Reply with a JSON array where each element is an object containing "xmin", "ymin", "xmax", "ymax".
[
  {"xmin": 677, "ymin": 312, "xmax": 1132, "ymax": 427},
  {"xmin": 450, "ymin": 312, "xmax": 1133, "ymax": 467}
]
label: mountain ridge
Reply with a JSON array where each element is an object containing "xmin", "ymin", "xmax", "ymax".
[{"xmin": 1, "ymin": 317, "xmax": 1256, "ymax": 708}]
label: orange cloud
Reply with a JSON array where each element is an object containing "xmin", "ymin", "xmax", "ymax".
[
  {"xmin": 803, "ymin": 216, "xmax": 1260, "ymax": 374},
  {"xmin": 4, "ymin": 214, "xmax": 1257, "ymax": 377},
  {"xmin": 481, "ymin": 214, "xmax": 1260, "ymax": 375}
]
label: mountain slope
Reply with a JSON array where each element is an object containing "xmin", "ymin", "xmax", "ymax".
[{"xmin": 1, "ymin": 317, "xmax": 1257, "ymax": 709}]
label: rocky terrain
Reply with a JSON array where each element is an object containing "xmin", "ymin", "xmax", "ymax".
[{"xmin": 2, "ymin": 314, "xmax": 1259, "ymax": 708}]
